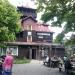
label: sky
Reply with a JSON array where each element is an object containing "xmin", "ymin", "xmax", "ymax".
[
  {"xmin": 8, "ymin": 0, "xmax": 36, "ymax": 8},
  {"xmin": 8, "ymin": 0, "xmax": 66, "ymax": 39}
]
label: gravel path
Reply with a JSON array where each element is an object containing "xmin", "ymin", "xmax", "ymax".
[{"xmin": 12, "ymin": 60, "xmax": 66, "ymax": 75}]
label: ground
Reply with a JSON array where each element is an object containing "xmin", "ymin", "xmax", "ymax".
[{"xmin": 12, "ymin": 60, "xmax": 66, "ymax": 75}]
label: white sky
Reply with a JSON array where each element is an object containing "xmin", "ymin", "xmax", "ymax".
[
  {"xmin": 8, "ymin": 0, "xmax": 68, "ymax": 39},
  {"xmin": 8, "ymin": 0, "xmax": 36, "ymax": 8}
]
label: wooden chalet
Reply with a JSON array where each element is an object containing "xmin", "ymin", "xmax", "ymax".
[{"xmin": 0, "ymin": 7, "xmax": 65, "ymax": 59}]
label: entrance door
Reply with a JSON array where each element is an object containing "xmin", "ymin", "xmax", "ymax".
[{"xmin": 32, "ymin": 49, "xmax": 36, "ymax": 59}]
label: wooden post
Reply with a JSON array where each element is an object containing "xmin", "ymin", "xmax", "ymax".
[
  {"xmin": 49, "ymin": 45, "xmax": 52, "ymax": 68},
  {"xmin": 29, "ymin": 47, "xmax": 32, "ymax": 59}
]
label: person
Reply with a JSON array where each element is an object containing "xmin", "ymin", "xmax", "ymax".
[
  {"xmin": 43, "ymin": 56, "xmax": 49, "ymax": 65},
  {"xmin": 63, "ymin": 56, "xmax": 67, "ymax": 63},
  {"xmin": 58, "ymin": 57, "xmax": 63, "ymax": 72},
  {"xmin": 3, "ymin": 50, "xmax": 14, "ymax": 75},
  {"xmin": 64, "ymin": 59, "xmax": 73, "ymax": 73},
  {"xmin": 0, "ymin": 58, "xmax": 3, "ymax": 75},
  {"xmin": 43, "ymin": 56, "xmax": 51, "ymax": 67}
]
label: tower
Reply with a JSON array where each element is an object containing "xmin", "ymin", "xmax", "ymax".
[{"xmin": 17, "ymin": 6, "xmax": 37, "ymax": 19}]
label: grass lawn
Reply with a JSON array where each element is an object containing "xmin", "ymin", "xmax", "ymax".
[{"xmin": 14, "ymin": 58, "xmax": 30, "ymax": 64}]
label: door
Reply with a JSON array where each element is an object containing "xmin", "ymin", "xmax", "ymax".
[{"xmin": 32, "ymin": 49, "xmax": 36, "ymax": 59}]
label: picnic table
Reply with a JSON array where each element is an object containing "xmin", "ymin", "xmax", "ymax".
[{"xmin": 51, "ymin": 60, "xmax": 59, "ymax": 68}]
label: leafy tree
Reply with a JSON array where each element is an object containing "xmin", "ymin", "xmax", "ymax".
[
  {"xmin": 65, "ymin": 34, "xmax": 75, "ymax": 45},
  {"xmin": 36, "ymin": 0, "xmax": 75, "ymax": 43},
  {"xmin": 0, "ymin": 0, "xmax": 21, "ymax": 46},
  {"xmin": 54, "ymin": 32, "xmax": 65, "ymax": 43}
]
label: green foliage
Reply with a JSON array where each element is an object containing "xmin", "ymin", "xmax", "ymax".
[
  {"xmin": 54, "ymin": 32, "xmax": 65, "ymax": 43},
  {"xmin": 0, "ymin": 0, "xmax": 21, "ymax": 44},
  {"xmin": 65, "ymin": 34, "xmax": 75, "ymax": 45},
  {"xmin": 14, "ymin": 58, "xmax": 30, "ymax": 64},
  {"xmin": 36, "ymin": 0, "xmax": 75, "ymax": 44}
]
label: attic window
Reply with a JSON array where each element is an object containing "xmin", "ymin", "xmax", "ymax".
[{"xmin": 28, "ymin": 25, "xmax": 32, "ymax": 30}]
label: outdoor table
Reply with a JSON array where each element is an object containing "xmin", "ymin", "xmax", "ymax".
[{"xmin": 51, "ymin": 60, "xmax": 59, "ymax": 68}]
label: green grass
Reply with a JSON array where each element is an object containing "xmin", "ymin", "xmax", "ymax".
[{"xmin": 14, "ymin": 58, "xmax": 30, "ymax": 64}]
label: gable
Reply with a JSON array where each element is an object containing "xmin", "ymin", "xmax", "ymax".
[{"xmin": 21, "ymin": 16, "xmax": 37, "ymax": 24}]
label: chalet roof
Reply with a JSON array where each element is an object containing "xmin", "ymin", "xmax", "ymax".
[{"xmin": 35, "ymin": 23, "xmax": 52, "ymax": 32}]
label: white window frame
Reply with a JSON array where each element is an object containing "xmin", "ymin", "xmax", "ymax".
[
  {"xmin": 7, "ymin": 46, "xmax": 18, "ymax": 56},
  {"xmin": 0, "ymin": 48, "xmax": 7, "ymax": 56}
]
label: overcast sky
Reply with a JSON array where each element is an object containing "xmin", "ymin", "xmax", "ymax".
[{"xmin": 8, "ymin": 0, "xmax": 36, "ymax": 8}]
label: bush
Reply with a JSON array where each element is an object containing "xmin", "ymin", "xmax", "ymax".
[{"xmin": 14, "ymin": 58, "xmax": 30, "ymax": 64}]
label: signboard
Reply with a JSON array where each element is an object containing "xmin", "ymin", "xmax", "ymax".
[{"xmin": 37, "ymin": 32, "xmax": 50, "ymax": 36}]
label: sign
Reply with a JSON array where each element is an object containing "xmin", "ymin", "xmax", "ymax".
[{"xmin": 37, "ymin": 32, "xmax": 50, "ymax": 36}]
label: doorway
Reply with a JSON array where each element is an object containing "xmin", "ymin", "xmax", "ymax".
[{"xmin": 32, "ymin": 49, "xmax": 36, "ymax": 59}]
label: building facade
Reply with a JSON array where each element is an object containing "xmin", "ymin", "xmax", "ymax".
[{"xmin": 0, "ymin": 7, "xmax": 65, "ymax": 59}]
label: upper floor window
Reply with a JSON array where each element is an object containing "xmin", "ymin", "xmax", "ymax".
[
  {"xmin": 20, "ymin": 32, "xmax": 23, "ymax": 38},
  {"xmin": 27, "ymin": 25, "xmax": 32, "ymax": 30}
]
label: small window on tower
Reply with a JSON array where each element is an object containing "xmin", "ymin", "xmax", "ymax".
[{"xmin": 28, "ymin": 25, "xmax": 32, "ymax": 30}]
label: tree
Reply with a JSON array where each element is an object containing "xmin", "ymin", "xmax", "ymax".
[
  {"xmin": 0, "ymin": 0, "xmax": 21, "ymax": 45},
  {"xmin": 36, "ymin": 0, "xmax": 75, "ymax": 43},
  {"xmin": 65, "ymin": 34, "xmax": 75, "ymax": 45},
  {"xmin": 54, "ymin": 32, "xmax": 65, "ymax": 43}
]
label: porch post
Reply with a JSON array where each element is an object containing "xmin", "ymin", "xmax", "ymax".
[
  {"xmin": 49, "ymin": 45, "xmax": 52, "ymax": 67},
  {"xmin": 39, "ymin": 45, "xmax": 41, "ymax": 60},
  {"xmin": 29, "ymin": 47, "xmax": 32, "ymax": 59}
]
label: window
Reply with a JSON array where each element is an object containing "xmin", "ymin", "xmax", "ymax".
[
  {"xmin": 20, "ymin": 32, "xmax": 23, "ymax": 38},
  {"xmin": 28, "ymin": 31, "xmax": 32, "ymax": 36},
  {"xmin": 7, "ymin": 46, "xmax": 18, "ymax": 56},
  {"xmin": 0, "ymin": 48, "xmax": 7, "ymax": 56},
  {"xmin": 27, "ymin": 25, "xmax": 32, "ymax": 30},
  {"xmin": 2, "ymin": 48, "xmax": 6, "ymax": 55},
  {"xmin": 0, "ymin": 47, "xmax": 18, "ymax": 56}
]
